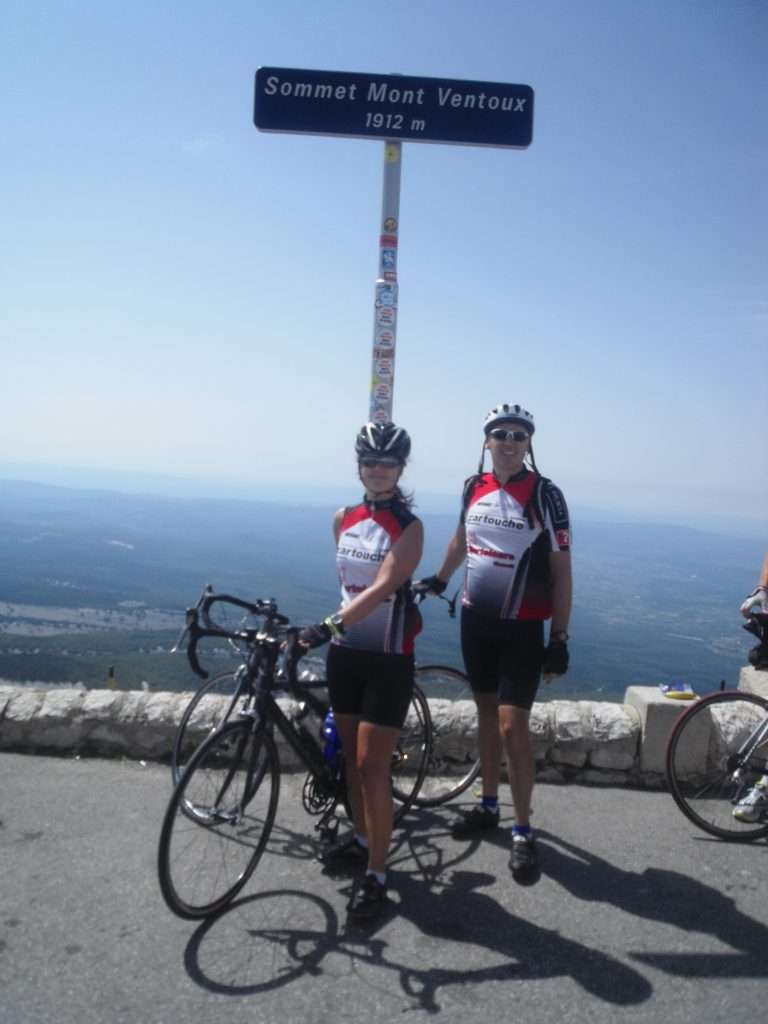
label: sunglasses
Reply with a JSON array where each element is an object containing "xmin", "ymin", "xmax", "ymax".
[
  {"xmin": 359, "ymin": 457, "xmax": 402, "ymax": 468},
  {"xmin": 487, "ymin": 428, "xmax": 530, "ymax": 442}
]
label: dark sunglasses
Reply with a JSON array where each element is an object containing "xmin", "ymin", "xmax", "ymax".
[
  {"xmin": 359, "ymin": 456, "xmax": 402, "ymax": 467},
  {"xmin": 488, "ymin": 428, "xmax": 529, "ymax": 442}
]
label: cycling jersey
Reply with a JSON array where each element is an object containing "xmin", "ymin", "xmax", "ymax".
[
  {"xmin": 334, "ymin": 499, "xmax": 420, "ymax": 654},
  {"xmin": 460, "ymin": 470, "xmax": 570, "ymax": 621}
]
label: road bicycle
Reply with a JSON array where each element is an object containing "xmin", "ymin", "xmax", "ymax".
[
  {"xmin": 170, "ymin": 586, "xmax": 481, "ymax": 809},
  {"xmin": 666, "ymin": 616, "xmax": 768, "ymax": 841},
  {"xmin": 158, "ymin": 587, "xmax": 431, "ymax": 918}
]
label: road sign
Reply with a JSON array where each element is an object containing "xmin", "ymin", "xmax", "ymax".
[{"xmin": 254, "ymin": 67, "xmax": 534, "ymax": 149}]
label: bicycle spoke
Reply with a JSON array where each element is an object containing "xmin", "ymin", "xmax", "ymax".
[{"xmin": 667, "ymin": 691, "xmax": 768, "ymax": 841}]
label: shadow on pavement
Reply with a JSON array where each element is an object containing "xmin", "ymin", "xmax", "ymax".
[
  {"xmin": 182, "ymin": 808, "xmax": 654, "ymax": 1012},
  {"xmin": 537, "ymin": 831, "xmax": 768, "ymax": 980}
]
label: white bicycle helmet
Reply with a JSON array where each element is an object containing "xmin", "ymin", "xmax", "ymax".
[{"xmin": 482, "ymin": 403, "xmax": 535, "ymax": 436}]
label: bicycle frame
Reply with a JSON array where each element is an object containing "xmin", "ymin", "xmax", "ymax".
[{"xmin": 729, "ymin": 715, "xmax": 768, "ymax": 778}]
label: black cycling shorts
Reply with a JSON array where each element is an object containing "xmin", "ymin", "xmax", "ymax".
[
  {"xmin": 460, "ymin": 605, "xmax": 545, "ymax": 711},
  {"xmin": 326, "ymin": 643, "xmax": 414, "ymax": 729}
]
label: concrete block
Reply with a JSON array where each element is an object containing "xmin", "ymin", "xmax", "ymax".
[
  {"xmin": 441, "ymin": 698, "xmax": 480, "ymax": 761},
  {"xmin": 739, "ymin": 665, "xmax": 768, "ymax": 700},
  {"xmin": 0, "ymin": 689, "xmax": 47, "ymax": 748},
  {"xmin": 32, "ymin": 689, "xmax": 87, "ymax": 750},
  {"xmin": 586, "ymin": 702, "xmax": 640, "ymax": 770},
  {"xmin": 529, "ymin": 703, "xmax": 554, "ymax": 758},
  {"xmin": 624, "ymin": 686, "xmax": 693, "ymax": 774},
  {"xmin": 548, "ymin": 700, "xmax": 588, "ymax": 766}
]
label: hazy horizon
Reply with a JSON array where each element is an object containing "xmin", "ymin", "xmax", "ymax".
[{"xmin": 0, "ymin": 459, "xmax": 765, "ymax": 542}]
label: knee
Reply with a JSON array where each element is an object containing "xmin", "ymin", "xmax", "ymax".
[{"xmin": 499, "ymin": 712, "xmax": 529, "ymax": 744}]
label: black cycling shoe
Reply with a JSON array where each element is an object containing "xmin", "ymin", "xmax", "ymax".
[
  {"xmin": 347, "ymin": 874, "xmax": 388, "ymax": 923},
  {"xmin": 451, "ymin": 805, "xmax": 500, "ymax": 839},
  {"xmin": 318, "ymin": 834, "xmax": 368, "ymax": 872},
  {"xmin": 509, "ymin": 833, "xmax": 540, "ymax": 885}
]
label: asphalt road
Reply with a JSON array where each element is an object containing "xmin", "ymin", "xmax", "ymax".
[{"xmin": 1, "ymin": 752, "xmax": 766, "ymax": 1024}]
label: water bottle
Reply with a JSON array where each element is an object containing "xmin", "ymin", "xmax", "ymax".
[{"xmin": 322, "ymin": 710, "xmax": 341, "ymax": 768}]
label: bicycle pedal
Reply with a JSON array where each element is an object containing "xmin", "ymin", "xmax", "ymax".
[{"xmin": 317, "ymin": 820, "xmax": 340, "ymax": 843}]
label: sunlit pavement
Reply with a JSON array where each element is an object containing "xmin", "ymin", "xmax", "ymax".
[{"xmin": 2, "ymin": 752, "xmax": 766, "ymax": 1024}]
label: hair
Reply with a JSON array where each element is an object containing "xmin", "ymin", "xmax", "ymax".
[{"xmin": 392, "ymin": 484, "xmax": 415, "ymax": 509}]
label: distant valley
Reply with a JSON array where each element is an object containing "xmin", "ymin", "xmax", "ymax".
[{"xmin": 0, "ymin": 479, "xmax": 762, "ymax": 701}]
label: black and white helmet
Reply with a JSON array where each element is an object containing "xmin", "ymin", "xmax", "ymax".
[
  {"xmin": 482, "ymin": 403, "xmax": 535, "ymax": 436},
  {"xmin": 355, "ymin": 422, "xmax": 411, "ymax": 464}
]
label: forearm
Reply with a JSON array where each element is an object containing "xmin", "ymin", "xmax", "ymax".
[
  {"xmin": 436, "ymin": 529, "xmax": 467, "ymax": 583},
  {"xmin": 549, "ymin": 553, "xmax": 572, "ymax": 634},
  {"xmin": 337, "ymin": 578, "xmax": 398, "ymax": 629}
]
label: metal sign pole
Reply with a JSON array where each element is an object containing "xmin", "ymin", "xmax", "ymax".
[
  {"xmin": 368, "ymin": 140, "xmax": 402, "ymax": 424},
  {"xmin": 253, "ymin": 68, "xmax": 534, "ymax": 424}
]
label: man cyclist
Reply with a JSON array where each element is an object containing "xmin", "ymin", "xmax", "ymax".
[{"xmin": 415, "ymin": 403, "xmax": 572, "ymax": 883}]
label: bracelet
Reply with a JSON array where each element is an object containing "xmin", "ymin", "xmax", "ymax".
[{"xmin": 323, "ymin": 613, "xmax": 345, "ymax": 638}]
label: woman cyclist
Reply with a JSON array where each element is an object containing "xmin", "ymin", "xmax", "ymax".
[
  {"xmin": 298, "ymin": 421, "xmax": 423, "ymax": 922},
  {"xmin": 416, "ymin": 403, "xmax": 572, "ymax": 884}
]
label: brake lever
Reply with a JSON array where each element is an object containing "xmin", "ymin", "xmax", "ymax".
[{"xmin": 414, "ymin": 588, "xmax": 459, "ymax": 618}]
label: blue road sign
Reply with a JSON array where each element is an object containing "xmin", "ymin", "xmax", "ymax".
[{"xmin": 254, "ymin": 67, "xmax": 534, "ymax": 149}]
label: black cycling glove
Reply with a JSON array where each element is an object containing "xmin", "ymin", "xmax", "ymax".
[
  {"xmin": 542, "ymin": 639, "xmax": 569, "ymax": 677},
  {"xmin": 412, "ymin": 575, "xmax": 447, "ymax": 597},
  {"xmin": 298, "ymin": 621, "xmax": 333, "ymax": 649}
]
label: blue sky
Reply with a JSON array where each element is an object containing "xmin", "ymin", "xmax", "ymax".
[{"xmin": 2, "ymin": 1, "xmax": 766, "ymax": 531}]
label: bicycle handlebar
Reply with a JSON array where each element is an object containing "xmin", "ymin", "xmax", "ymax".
[{"xmin": 172, "ymin": 585, "xmax": 294, "ymax": 679}]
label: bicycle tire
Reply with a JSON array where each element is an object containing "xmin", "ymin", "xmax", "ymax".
[
  {"xmin": 411, "ymin": 665, "xmax": 480, "ymax": 807},
  {"xmin": 666, "ymin": 690, "xmax": 768, "ymax": 842},
  {"xmin": 171, "ymin": 671, "xmax": 244, "ymax": 786},
  {"xmin": 158, "ymin": 720, "xmax": 280, "ymax": 918},
  {"xmin": 391, "ymin": 682, "xmax": 433, "ymax": 820}
]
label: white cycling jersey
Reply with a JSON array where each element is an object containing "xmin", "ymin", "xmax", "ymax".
[
  {"xmin": 460, "ymin": 470, "xmax": 570, "ymax": 620},
  {"xmin": 335, "ymin": 499, "xmax": 419, "ymax": 654}
]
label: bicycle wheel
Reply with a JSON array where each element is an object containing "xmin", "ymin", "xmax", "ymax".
[
  {"xmin": 666, "ymin": 690, "xmax": 768, "ymax": 841},
  {"xmin": 391, "ymin": 683, "xmax": 432, "ymax": 820},
  {"xmin": 171, "ymin": 670, "xmax": 244, "ymax": 785},
  {"xmin": 158, "ymin": 720, "xmax": 280, "ymax": 918},
  {"xmin": 411, "ymin": 665, "xmax": 480, "ymax": 807}
]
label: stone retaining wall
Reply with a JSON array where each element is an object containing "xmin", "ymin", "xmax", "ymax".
[
  {"xmin": 2, "ymin": 669, "xmax": 763, "ymax": 789},
  {"xmin": 0, "ymin": 685, "xmax": 653, "ymax": 786}
]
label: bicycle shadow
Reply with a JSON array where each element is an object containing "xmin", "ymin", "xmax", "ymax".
[
  {"xmin": 183, "ymin": 827, "xmax": 653, "ymax": 1011},
  {"xmin": 536, "ymin": 831, "xmax": 768, "ymax": 979},
  {"xmin": 387, "ymin": 801, "xmax": 519, "ymax": 881}
]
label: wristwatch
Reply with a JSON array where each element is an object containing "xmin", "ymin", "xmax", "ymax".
[{"xmin": 550, "ymin": 630, "xmax": 569, "ymax": 642}]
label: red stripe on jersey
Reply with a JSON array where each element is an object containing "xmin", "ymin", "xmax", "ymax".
[
  {"xmin": 339, "ymin": 505, "xmax": 371, "ymax": 533},
  {"xmin": 467, "ymin": 472, "xmax": 538, "ymax": 511},
  {"xmin": 371, "ymin": 508, "xmax": 404, "ymax": 543}
]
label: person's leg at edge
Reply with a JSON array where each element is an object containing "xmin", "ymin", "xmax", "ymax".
[
  {"xmin": 498, "ymin": 704, "xmax": 534, "ymax": 826},
  {"xmin": 355, "ymin": 721, "xmax": 401, "ymax": 875}
]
